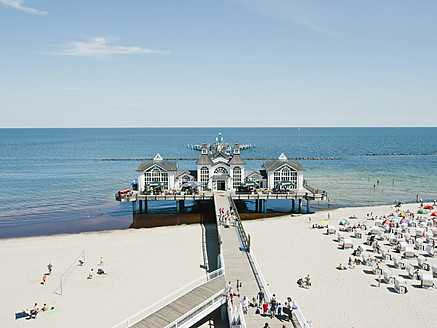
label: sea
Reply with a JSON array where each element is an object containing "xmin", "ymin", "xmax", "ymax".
[{"xmin": 0, "ymin": 127, "xmax": 436, "ymax": 238}]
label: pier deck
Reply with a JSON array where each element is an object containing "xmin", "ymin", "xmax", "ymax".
[
  {"xmin": 132, "ymin": 275, "xmax": 225, "ymax": 328},
  {"xmin": 214, "ymin": 192, "xmax": 295, "ymax": 328}
]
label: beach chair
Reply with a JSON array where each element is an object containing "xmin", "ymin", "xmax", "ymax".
[
  {"xmin": 382, "ymin": 266, "xmax": 393, "ymax": 283},
  {"xmin": 417, "ymin": 255, "xmax": 427, "ymax": 269},
  {"xmin": 375, "ymin": 219, "xmax": 383, "ymax": 227},
  {"xmin": 416, "ymin": 228, "xmax": 425, "ymax": 238},
  {"xmin": 425, "ymin": 232, "xmax": 433, "ymax": 243},
  {"xmin": 380, "ymin": 246, "xmax": 390, "ymax": 260},
  {"xmin": 419, "ymin": 221, "xmax": 427, "ymax": 228},
  {"xmin": 404, "ymin": 232, "xmax": 412, "ymax": 244},
  {"xmin": 400, "ymin": 222, "xmax": 408, "ymax": 232},
  {"xmin": 356, "ymin": 244, "xmax": 365, "ymax": 256},
  {"xmin": 432, "ymin": 227, "xmax": 437, "ymax": 237},
  {"xmin": 404, "ymin": 246, "xmax": 415, "ymax": 258},
  {"xmin": 394, "ymin": 276, "xmax": 407, "ymax": 294},
  {"xmin": 370, "ymin": 226, "xmax": 380, "ymax": 235},
  {"xmin": 406, "ymin": 264, "xmax": 415, "ymax": 278},
  {"xmin": 337, "ymin": 231, "xmax": 346, "ymax": 242},
  {"xmin": 370, "ymin": 261, "xmax": 381, "ymax": 275},
  {"xmin": 327, "ymin": 225, "xmax": 335, "ymax": 234},
  {"xmin": 371, "ymin": 241, "xmax": 379, "ymax": 253},
  {"xmin": 361, "ymin": 251, "xmax": 370, "ymax": 265},
  {"xmin": 394, "ymin": 227, "xmax": 402, "ymax": 235},
  {"xmin": 392, "ymin": 254, "xmax": 403, "ymax": 268},
  {"xmin": 421, "ymin": 273, "xmax": 434, "ymax": 288},
  {"xmin": 415, "ymin": 238, "xmax": 424, "ymax": 250},
  {"xmin": 383, "ymin": 223, "xmax": 390, "ymax": 232},
  {"xmin": 432, "ymin": 263, "xmax": 437, "ymax": 277},
  {"xmin": 425, "ymin": 245, "xmax": 435, "ymax": 257},
  {"xmin": 377, "ymin": 229, "xmax": 385, "ymax": 240},
  {"xmin": 399, "ymin": 241, "xmax": 408, "ymax": 252},
  {"xmin": 354, "ymin": 229, "xmax": 363, "ymax": 239},
  {"xmin": 343, "ymin": 238, "xmax": 353, "ymax": 249},
  {"xmin": 388, "ymin": 235, "xmax": 398, "ymax": 246}
]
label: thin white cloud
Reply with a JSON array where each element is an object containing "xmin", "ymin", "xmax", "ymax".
[
  {"xmin": 62, "ymin": 87, "xmax": 84, "ymax": 91},
  {"xmin": 52, "ymin": 37, "xmax": 170, "ymax": 58},
  {"xmin": 0, "ymin": 0, "xmax": 47, "ymax": 15},
  {"xmin": 236, "ymin": 0, "xmax": 339, "ymax": 38}
]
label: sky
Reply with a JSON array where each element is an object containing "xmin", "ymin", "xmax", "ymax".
[{"xmin": 0, "ymin": 0, "xmax": 436, "ymax": 128}]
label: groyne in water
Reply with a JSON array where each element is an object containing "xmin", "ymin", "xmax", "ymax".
[
  {"xmin": 366, "ymin": 152, "xmax": 437, "ymax": 156},
  {"xmin": 101, "ymin": 157, "xmax": 341, "ymax": 161}
]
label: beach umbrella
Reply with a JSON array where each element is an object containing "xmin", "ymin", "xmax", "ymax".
[
  {"xmin": 182, "ymin": 181, "xmax": 201, "ymax": 187},
  {"xmin": 424, "ymin": 205, "xmax": 434, "ymax": 210},
  {"xmin": 339, "ymin": 219, "xmax": 350, "ymax": 226},
  {"xmin": 418, "ymin": 209, "xmax": 428, "ymax": 214},
  {"xmin": 431, "ymin": 212, "xmax": 437, "ymax": 217},
  {"xmin": 400, "ymin": 218, "xmax": 407, "ymax": 224},
  {"xmin": 400, "ymin": 212, "xmax": 407, "ymax": 217},
  {"xmin": 382, "ymin": 219, "xmax": 391, "ymax": 225}
]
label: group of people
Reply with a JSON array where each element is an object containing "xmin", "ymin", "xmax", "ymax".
[
  {"xmin": 255, "ymin": 290, "xmax": 296, "ymax": 322},
  {"xmin": 218, "ymin": 207, "xmax": 236, "ymax": 228},
  {"xmin": 21, "ymin": 302, "xmax": 54, "ymax": 319},
  {"xmin": 87, "ymin": 257, "xmax": 106, "ymax": 279},
  {"xmin": 296, "ymin": 275, "xmax": 311, "ymax": 289}
]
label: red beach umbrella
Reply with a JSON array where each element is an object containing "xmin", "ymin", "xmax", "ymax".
[
  {"xmin": 424, "ymin": 205, "xmax": 434, "ymax": 210},
  {"xmin": 431, "ymin": 212, "xmax": 437, "ymax": 217}
]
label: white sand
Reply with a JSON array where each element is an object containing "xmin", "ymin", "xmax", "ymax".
[
  {"xmin": 245, "ymin": 202, "xmax": 437, "ymax": 328},
  {"xmin": 0, "ymin": 225, "xmax": 205, "ymax": 328}
]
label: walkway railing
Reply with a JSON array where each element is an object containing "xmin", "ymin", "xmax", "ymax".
[
  {"xmin": 303, "ymin": 180, "xmax": 327, "ymax": 197},
  {"xmin": 228, "ymin": 197, "xmax": 250, "ymax": 252},
  {"xmin": 228, "ymin": 195, "xmax": 312, "ymax": 328},
  {"xmin": 227, "ymin": 297, "xmax": 246, "ymax": 328},
  {"xmin": 112, "ymin": 267, "xmax": 225, "ymax": 328}
]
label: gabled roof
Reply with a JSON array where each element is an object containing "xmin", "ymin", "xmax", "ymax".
[
  {"xmin": 245, "ymin": 170, "xmax": 267, "ymax": 179},
  {"xmin": 196, "ymin": 153, "xmax": 213, "ymax": 165},
  {"xmin": 136, "ymin": 159, "xmax": 178, "ymax": 172},
  {"xmin": 210, "ymin": 151, "xmax": 229, "ymax": 160},
  {"xmin": 175, "ymin": 170, "xmax": 197, "ymax": 179},
  {"xmin": 262, "ymin": 159, "xmax": 304, "ymax": 172},
  {"xmin": 229, "ymin": 153, "xmax": 246, "ymax": 165}
]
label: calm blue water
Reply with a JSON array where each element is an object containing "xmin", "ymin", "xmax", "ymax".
[{"xmin": 0, "ymin": 128, "xmax": 436, "ymax": 238}]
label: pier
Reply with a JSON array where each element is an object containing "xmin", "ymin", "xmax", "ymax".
[{"xmin": 113, "ymin": 191, "xmax": 311, "ymax": 328}]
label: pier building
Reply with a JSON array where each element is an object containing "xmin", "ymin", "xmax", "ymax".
[{"xmin": 116, "ymin": 134, "xmax": 327, "ymax": 214}]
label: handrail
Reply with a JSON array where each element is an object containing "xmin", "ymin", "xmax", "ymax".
[
  {"xmin": 303, "ymin": 180, "xmax": 327, "ymax": 196},
  {"xmin": 228, "ymin": 196, "xmax": 250, "ymax": 252},
  {"xmin": 112, "ymin": 268, "xmax": 224, "ymax": 328},
  {"xmin": 165, "ymin": 288, "xmax": 226, "ymax": 328}
]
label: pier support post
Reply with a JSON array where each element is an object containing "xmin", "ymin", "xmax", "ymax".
[
  {"xmin": 307, "ymin": 200, "xmax": 311, "ymax": 213},
  {"xmin": 139, "ymin": 200, "xmax": 143, "ymax": 213},
  {"xmin": 144, "ymin": 200, "xmax": 148, "ymax": 213},
  {"xmin": 263, "ymin": 199, "xmax": 267, "ymax": 213},
  {"xmin": 132, "ymin": 201, "xmax": 136, "ymax": 214},
  {"xmin": 177, "ymin": 200, "xmax": 185, "ymax": 213},
  {"xmin": 298, "ymin": 199, "xmax": 302, "ymax": 213},
  {"xmin": 291, "ymin": 199, "xmax": 295, "ymax": 212},
  {"xmin": 255, "ymin": 199, "xmax": 259, "ymax": 212}
]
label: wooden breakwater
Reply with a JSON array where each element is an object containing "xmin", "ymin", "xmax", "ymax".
[
  {"xmin": 101, "ymin": 157, "xmax": 341, "ymax": 161},
  {"xmin": 366, "ymin": 152, "xmax": 437, "ymax": 156}
]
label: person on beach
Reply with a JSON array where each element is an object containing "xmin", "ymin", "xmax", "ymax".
[
  {"xmin": 30, "ymin": 303, "xmax": 39, "ymax": 319},
  {"xmin": 263, "ymin": 301, "xmax": 268, "ymax": 314},
  {"xmin": 277, "ymin": 302, "xmax": 282, "ymax": 316},
  {"xmin": 41, "ymin": 303, "xmax": 48, "ymax": 312},
  {"xmin": 284, "ymin": 297, "xmax": 293, "ymax": 321},
  {"xmin": 97, "ymin": 268, "xmax": 106, "ymax": 275},
  {"xmin": 258, "ymin": 289, "xmax": 265, "ymax": 306},
  {"xmin": 305, "ymin": 275, "xmax": 311, "ymax": 288},
  {"xmin": 236, "ymin": 279, "xmax": 242, "ymax": 297},
  {"xmin": 270, "ymin": 294, "xmax": 277, "ymax": 318},
  {"xmin": 47, "ymin": 263, "xmax": 53, "ymax": 275},
  {"xmin": 87, "ymin": 269, "xmax": 94, "ymax": 279},
  {"xmin": 42, "ymin": 274, "xmax": 47, "ymax": 285},
  {"xmin": 241, "ymin": 296, "xmax": 248, "ymax": 314},
  {"xmin": 99, "ymin": 257, "xmax": 104, "ymax": 266}
]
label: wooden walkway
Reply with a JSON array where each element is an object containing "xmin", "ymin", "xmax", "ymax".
[
  {"xmin": 214, "ymin": 192, "xmax": 296, "ymax": 328},
  {"xmin": 132, "ymin": 275, "xmax": 225, "ymax": 328}
]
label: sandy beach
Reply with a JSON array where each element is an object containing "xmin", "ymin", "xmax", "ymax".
[
  {"xmin": 0, "ymin": 225, "xmax": 205, "ymax": 328},
  {"xmin": 2, "ymin": 202, "xmax": 437, "ymax": 328},
  {"xmin": 245, "ymin": 202, "xmax": 437, "ymax": 328}
]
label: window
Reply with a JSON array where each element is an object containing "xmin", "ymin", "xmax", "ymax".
[
  {"xmin": 214, "ymin": 167, "xmax": 228, "ymax": 174},
  {"xmin": 233, "ymin": 167, "xmax": 241, "ymax": 189},
  {"xmin": 274, "ymin": 165, "xmax": 297, "ymax": 189},
  {"xmin": 144, "ymin": 166, "xmax": 168, "ymax": 188},
  {"xmin": 200, "ymin": 167, "xmax": 209, "ymax": 188}
]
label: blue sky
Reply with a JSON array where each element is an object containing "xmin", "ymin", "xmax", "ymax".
[{"xmin": 1, "ymin": 0, "xmax": 436, "ymax": 127}]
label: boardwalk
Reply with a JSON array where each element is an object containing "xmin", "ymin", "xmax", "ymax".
[
  {"xmin": 214, "ymin": 192, "xmax": 295, "ymax": 328},
  {"xmin": 132, "ymin": 275, "xmax": 225, "ymax": 328}
]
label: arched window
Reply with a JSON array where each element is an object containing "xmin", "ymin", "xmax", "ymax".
[
  {"xmin": 233, "ymin": 167, "xmax": 241, "ymax": 189},
  {"xmin": 274, "ymin": 165, "xmax": 297, "ymax": 189},
  {"xmin": 200, "ymin": 167, "xmax": 209, "ymax": 188},
  {"xmin": 214, "ymin": 167, "xmax": 228, "ymax": 174},
  {"xmin": 144, "ymin": 166, "xmax": 168, "ymax": 188}
]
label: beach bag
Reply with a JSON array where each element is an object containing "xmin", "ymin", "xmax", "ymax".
[
  {"xmin": 292, "ymin": 302, "xmax": 298, "ymax": 310},
  {"xmin": 255, "ymin": 308, "xmax": 260, "ymax": 314}
]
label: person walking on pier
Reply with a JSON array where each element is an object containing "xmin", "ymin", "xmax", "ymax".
[
  {"xmin": 270, "ymin": 294, "xmax": 277, "ymax": 318},
  {"xmin": 257, "ymin": 289, "xmax": 265, "ymax": 307}
]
